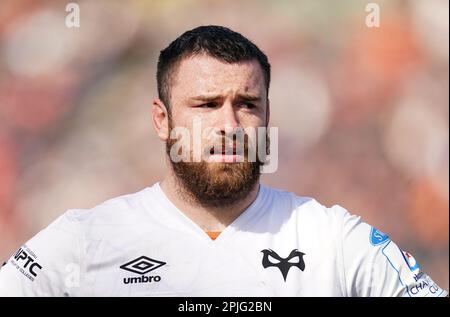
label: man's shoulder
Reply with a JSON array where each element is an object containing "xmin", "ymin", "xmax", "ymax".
[
  {"xmin": 262, "ymin": 184, "xmax": 352, "ymax": 222},
  {"xmin": 62, "ymin": 184, "xmax": 156, "ymax": 227}
]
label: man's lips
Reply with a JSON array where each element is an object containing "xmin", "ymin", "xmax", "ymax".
[{"xmin": 204, "ymin": 142, "xmax": 247, "ymax": 162}]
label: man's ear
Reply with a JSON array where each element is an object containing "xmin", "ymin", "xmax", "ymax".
[{"xmin": 152, "ymin": 98, "xmax": 170, "ymax": 141}]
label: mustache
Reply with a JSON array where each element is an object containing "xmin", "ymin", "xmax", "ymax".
[{"xmin": 202, "ymin": 135, "xmax": 253, "ymax": 157}]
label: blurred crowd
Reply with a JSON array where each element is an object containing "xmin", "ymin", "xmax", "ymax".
[{"xmin": 0, "ymin": 0, "xmax": 448, "ymax": 290}]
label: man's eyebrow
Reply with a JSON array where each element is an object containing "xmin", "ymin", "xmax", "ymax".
[
  {"xmin": 236, "ymin": 93, "xmax": 262, "ymax": 102},
  {"xmin": 190, "ymin": 93, "xmax": 262, "ymax": 102}
]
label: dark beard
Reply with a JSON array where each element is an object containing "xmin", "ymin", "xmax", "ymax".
[{"xmin": 165, "ymin": 128, "xmax": 264, "ymax": 208}]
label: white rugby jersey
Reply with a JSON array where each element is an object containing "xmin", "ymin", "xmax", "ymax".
[{"xmin": 0, "ymin": 183, "xmax": 447, "ymax": 297}]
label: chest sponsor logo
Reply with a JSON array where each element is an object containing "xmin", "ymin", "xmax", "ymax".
[
  {"xmin": 119, "ymin": 256, "xmax": 166, "ymax": 284},
  {"xmin": 261, "ymin": 249, "xmax": 305, "ymax": 281}
]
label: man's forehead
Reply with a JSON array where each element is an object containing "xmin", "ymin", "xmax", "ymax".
[{"xmin": 173, "ymin": 55, "xmax": 265, "ymax": 97}]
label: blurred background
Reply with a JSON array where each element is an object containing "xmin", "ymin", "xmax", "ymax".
[{"xmin": 0, "ymin": 0, "xmax": 448, "ymax": 291}]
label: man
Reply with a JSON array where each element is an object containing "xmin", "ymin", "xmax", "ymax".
[{"xmin": 0, "ymin": 25, "xmax": 447, "ymax": 297}]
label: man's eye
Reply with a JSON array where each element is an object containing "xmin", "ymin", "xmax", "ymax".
[
  {"xmin": 198, "ymin": 102, "xmax": 217, "ymax": 108},
  {"xmin": 240, "ymin": 103, "xmax": 255, "ymax": 109}
]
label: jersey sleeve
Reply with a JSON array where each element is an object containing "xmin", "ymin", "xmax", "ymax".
[
  {"xmin": 333, "ymin": 205, "xmax": 448, "ymax": 297},
  {"xmin": 0, "ymin": 210, "xmax": 84, "ymax": 296}
]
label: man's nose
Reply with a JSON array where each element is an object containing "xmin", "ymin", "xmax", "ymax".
[{"xmin": 218, "ymin": 103, "xmax": 239, "ymax": 133}]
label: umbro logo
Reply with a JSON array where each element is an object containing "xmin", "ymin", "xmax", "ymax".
[
  {"xmin": 120, "ymin": 256, "xmax": 166, "ymax": 275},
  {"xmin": 120, "ymin": 256, "xmax": 166, "ymax": 284},
  {"xmin": 261, "ymin": 249, "xmax": 305, "ymax": 281}
]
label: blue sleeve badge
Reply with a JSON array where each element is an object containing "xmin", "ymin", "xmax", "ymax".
[{"xmin": 369, "ymin": 227, "xmax": 390, "ymax": 246}]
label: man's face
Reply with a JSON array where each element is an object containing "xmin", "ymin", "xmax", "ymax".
[{"xmin": 165, "ymin": 54, "xmax": 269, "ymax": 208}]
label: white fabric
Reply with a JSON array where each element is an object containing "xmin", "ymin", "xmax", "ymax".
[{"xmin": 0, "ymin": 183, "xmax": 447, "ymax": 297}]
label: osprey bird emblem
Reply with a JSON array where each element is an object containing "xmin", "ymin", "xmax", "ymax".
[{"xmin": 261, "ymin": 249, "xmax": 305, "ymax": 281}]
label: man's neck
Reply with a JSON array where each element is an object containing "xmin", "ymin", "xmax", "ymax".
[{"xmin": 159, "ymin": 173, "xmax": 260, "ymax": 232}]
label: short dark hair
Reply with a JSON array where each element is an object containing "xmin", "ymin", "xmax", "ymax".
[{"xmin": 157, "ymin": 25, "xmax": 271, "ymax": 110}]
